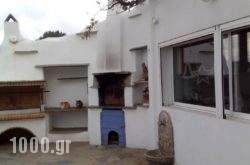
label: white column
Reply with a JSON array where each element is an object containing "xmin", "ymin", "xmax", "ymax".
[
  {"xmin": 214, "ymin": 26, "xmax": 224, "ymax": 119},
  {"xmin": 124, "ymin": 86, "xmax": 134, "ymax": 107}
]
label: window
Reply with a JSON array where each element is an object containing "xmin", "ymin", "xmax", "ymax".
[
  {"xmin": 161, "ymin": 36, "xmax": 215, "ymax": 108},
  {"xmin": 223, "ymin": 27, "xmax": 250, "ymax": 114},
  {"xmin": 173, "ymin": 37, "xmax": 215, "ymax": 107}
]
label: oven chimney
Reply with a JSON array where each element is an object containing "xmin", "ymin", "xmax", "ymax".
[
  {"xmin": 96, "ymin": 15, "xmax": 123, "ymax": 73},
  {"xmin": 2, "ymin": 14, "xmax": 23, "ymax": 45}
]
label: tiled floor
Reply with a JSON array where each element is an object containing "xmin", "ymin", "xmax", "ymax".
[{"xmin": 0, "ymin": 142, "xmax": 150, "ymax": 165}]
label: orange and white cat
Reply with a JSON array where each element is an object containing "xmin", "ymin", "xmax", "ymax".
[{"xmin": 60, "ymin": 101, "xmax": 70, "ymax": 109}]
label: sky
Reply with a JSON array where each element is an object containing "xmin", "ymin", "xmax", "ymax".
[{"xmin": 0, "ymin": 0, "xmax": 107, "ymax": 42}]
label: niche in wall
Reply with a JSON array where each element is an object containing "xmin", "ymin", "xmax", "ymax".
[
  {"xmin": 130, "ymin": 46, "xmax": 149, "ymax": 106},
  {"xmin": 44, "ymin": 65, "xmax": 88, "ymax": 108}
]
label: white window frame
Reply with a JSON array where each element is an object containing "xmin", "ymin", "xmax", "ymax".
[
  {"xmin": 159, "ymin": 16, "xmax": 250, "ymax": 119},
  {"xmin": 220, "ymin": 16, "xmax": 250, "ymax": 120},
  {"xmin": 159, "ymin": 27, "xmax": 222, "ymax": 115}
]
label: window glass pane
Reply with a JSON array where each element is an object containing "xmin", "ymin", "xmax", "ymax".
[
  {"xmin": 248, "ymin": 32, "xmax": 250, "ymax": 62},
  {"xmin": 160, "ymin": 47, "xmax": 173, "ymax": 106},
  {"xmin": 231, "ymin": 34, "xmax": 241, "ymax": 112},
  {"xmin": 224, "ymin": 28, "xmax": 250, "ymax": 114},
  {"xmin": 233, "ymin": 30, "xmax": 250, "ymax": 114},
  {"xmin": 173, "ymin": 38, "xmax": 215, "ymax": 107},
  {"xmin": 160, "ymin": 47, "xmax": 168, "ymax": 106},
  {"xmin": 222, "ymin": 34, "xmax": 230, "ymax": 109}
]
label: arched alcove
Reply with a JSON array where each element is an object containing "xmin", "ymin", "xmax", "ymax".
[
  {"xmin": 108, "ymin": 131, "xmax": 119, "ymax": 145},
  {"xmin": 0, "ymin": 127, "xmax": 36, "ymax": 144}
]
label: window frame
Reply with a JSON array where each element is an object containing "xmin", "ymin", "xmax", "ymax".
[
  {"xmin": 160, "ymin": 27, "xmax": 218, "ymax": 114},
  {"xmin": 221, "ymin": 19, "xmax": 250, "ymax": 119},
  {"xmin": 159, "ymin": 16, "xmax": 250, "ymax": 119}
]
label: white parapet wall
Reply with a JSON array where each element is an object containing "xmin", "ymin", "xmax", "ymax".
[
  {"xmin": 163, "ymin": 107, "xmax": 250, "ymax": 165},
  {"xmin": 124, "ymin": 107, "xmax": 155, "ymax": 149},
  {"xmin": 88, "ymin": 109, "xmax": 102, "ymax": 145},
  {"xmin": 47, "ymin": 131, "xmax": 89, "ymax": 143}
]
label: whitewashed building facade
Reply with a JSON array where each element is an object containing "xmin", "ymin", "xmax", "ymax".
[{"xmin": 1, "ymin": 0, "xmax": 250, "ymax": 164}]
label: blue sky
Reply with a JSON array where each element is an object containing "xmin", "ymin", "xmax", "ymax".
[{"xmin": 0, "ymin": 0, "xmax": 107, "ymax": 41}]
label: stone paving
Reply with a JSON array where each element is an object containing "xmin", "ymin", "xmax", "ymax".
[{"xmin": 0, "ymin": 142, "xmax": 150, "ymax": 165}]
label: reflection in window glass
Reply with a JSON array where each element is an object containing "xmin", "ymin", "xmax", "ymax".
[
  {"xmin": 223, "ymin": 28, "xmax": 250, "ymax": 114},
  {"xmin": 222, "ymin": 35, "xmax": 230, "ymax": 110},
  {"xmin": 173, "ymin": 37, "xmax": 215, "ymax": 107}
]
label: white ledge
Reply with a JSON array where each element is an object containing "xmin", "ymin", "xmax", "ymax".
[
  {"xmin": 14, "ymin": 50, "xmax": 38, "ymax": 54},
  {"xmin": 35, "ymin": 63, "xmax": 89, "ymax": 68},
  {"xmin": 128, "ymin": 12, "xmax": 142, "ymax": 19}
]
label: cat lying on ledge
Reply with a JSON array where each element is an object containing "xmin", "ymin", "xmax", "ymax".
[{"xmin": 60, "ymin": 101, "xmax": 70, "ymax": 109}]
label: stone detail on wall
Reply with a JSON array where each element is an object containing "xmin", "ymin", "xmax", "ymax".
[
  {"xmin": 145, "ymin": 110, "xmax": 174, "ymax": 164},
  {"xmin": 158, "ymin": 110, "xmax": 174, "ymax": 157}
]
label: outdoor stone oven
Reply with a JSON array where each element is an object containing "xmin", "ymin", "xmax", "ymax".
[
  {"xmin": 93, "ymin": 72, "xmax": 130, "ymax": 147},
  {"xmin": 94, "ymin": 72, "xmax": 130, "ymax": 107}
]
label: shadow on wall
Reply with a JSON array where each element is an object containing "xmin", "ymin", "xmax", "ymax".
[{"xmin": 0, "ymin": 127, "xmax": 36, "ymax": 144}]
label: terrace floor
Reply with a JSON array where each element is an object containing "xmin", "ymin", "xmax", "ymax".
[{"xmin": 0, "ymin": 142, "xmax": 150, "ymax": 165}]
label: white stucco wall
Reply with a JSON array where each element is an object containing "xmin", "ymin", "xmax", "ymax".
[
  {"xmin": 50, "ymin": 111, "xmax": 88, "ymax": 129},
  {"xmin": 95, "ymin": 16, "xmax": 123, "ymax": 73},
  {"xmin": 0, "ymin": 19, "xmax": 98, "ymax": 82},
  {"xmin": 95, "ymin": 0, "xmax": 250, "ymax": 163},
  {"xmin": 30, "ymin": 33, "xmax": 98, "ymax": 67},
  {"xmin": 153, "ymin": 0, "xmax": 250, "ymax": 43},
  {"xmin": 0, "ymin": 22, "xmax": 44, "ymax": 81},
  {"xmin": 124, "ymin": 108, "xmax": 154, "ymax": 149},
  {"xmin": 0, "ymin": 40, "xmax": 44, "ymax": 81},
  {"xmin": 0, "ymin": 17, "xmax": 97, "ymax": 143},
  {"xmin": 2, "ymin": 1, "xmax": 250, "ymax": 164},
  {"xmin": 47, "ymin": 131, "xmax": 89, "ymax": 142},
  {"xmin": 162, "ymin": 107, "xmax": 250, "ymax": 165},
  {"xmin": 122, "ymin": 5, "xmax": 150, "ymax": 72},
  {"xmin": 47, "ymin": 111, "xmax": 89, "ymax": 142},
  {"xmin": 147, "ymin": 0, "xmax": 250, "ymax": 164}
]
